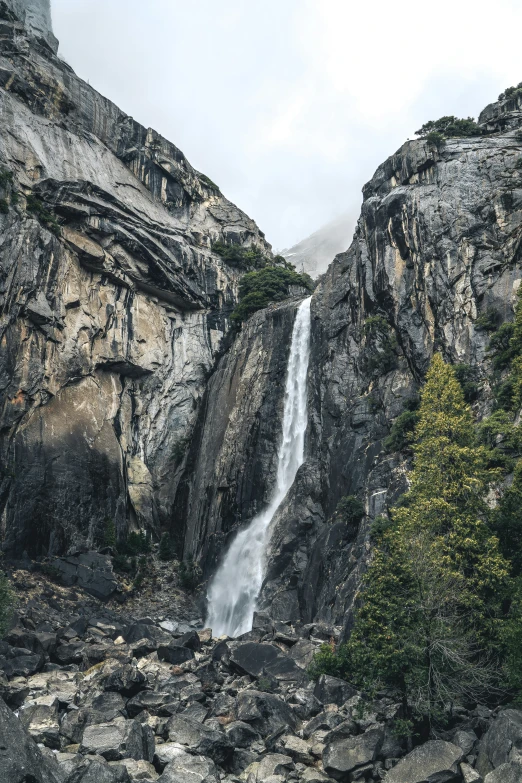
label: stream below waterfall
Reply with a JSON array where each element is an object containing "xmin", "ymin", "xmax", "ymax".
[{"xmin": 206, "ymin": 296, "xmax": 312, "ymax": 637}]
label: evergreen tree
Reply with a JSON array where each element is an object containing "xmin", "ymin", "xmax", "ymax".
[
  {"xmin": 0, "ymin": 568, "xmax": 14, "ymax": 637},
  {"xmin": 345, "ymin": 355, "xmax": 510, "ymax": 720},
  {"xmin": 159, "ymin": 532, "xmax": 174, "ymax": 561}
]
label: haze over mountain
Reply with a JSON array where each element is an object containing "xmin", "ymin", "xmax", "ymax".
[{"xmin": 281, "ymin": 213, "xmax": 355, "ymax": 278}]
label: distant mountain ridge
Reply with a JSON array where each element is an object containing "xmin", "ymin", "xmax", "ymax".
[{"xmin": 281, "ymin": 212, "xmax": 355, "ymax": 278}]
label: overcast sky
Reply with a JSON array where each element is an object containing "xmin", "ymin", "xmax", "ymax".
[{"xmin": 51, "ymin": 0, "xmax": 522, "ymax": 251}]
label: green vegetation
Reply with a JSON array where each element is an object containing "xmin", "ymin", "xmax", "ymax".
[
  {"xmin": 159, "ymin": 532, "xmax": 175, "ymax": 561},
  {"xmin": 453, "ymin": 363, "xmax": 479, "ymax": 403},
  {"xmin": 26, "ymin": 195, "xmax": 61, "ymax": 237},
  {"xmin": 102, "ymin": 518, "xmax": 117, "ymax": 549},
  {"xmin": 0, "ymin": 568, "xmax": 14, "ymax": 637},
  {"xmin": 172, "ymin": 435, "xmax": 191, "ymax": 465},
  {"xmin": 384, "ymin": 399, "xmax": 420, "ymax": 453},
  {"xmin": 212, "ymin": 241, "xmax": 268, "ymax": 270},
  {"xmin": 362, "ymin": 315, "xmax": 398, "ymax": 375},
  {"xmin": 120, "ymin": 531, "xmax": 151, "ymax": 556},
  {"xmin": 475, "ymin": 308, "xmax": 501, "ymax": 333},
  {"xmin": 231, "ymin": 265, "xmax": 314, "ymax": 324},
  {"xmin": 0, "ymin": 168, "xmax": 13, "ymax": 187},
  {"xmin": 311, "ymin": 354, "xmax": 522, "ymax": 724},
  {"xmin": 0, "ymin": 199, "xmax": 8, "ymax": 215},
  {"xmin": 199, "ymin": 174, "xmax": 220, "ymax": 192},
  {"xmin": 334, "ymin": 495, "xmax": 365, "ymax": 526},
  {"xmin": 498, "ymin": 83, "xmax": 522, "ymax": 101},
  {"xmin": 416, "ymin": 116, "xmax": 482, "ymax": 141},
  {"xmin": 179, "ymin": 558, "xmax": 202, "ymax": 591}
]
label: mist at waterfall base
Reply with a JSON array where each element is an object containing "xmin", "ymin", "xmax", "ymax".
[{"xmin": 206, "ymin": 297, "xmax": 313, "ymax": 638}]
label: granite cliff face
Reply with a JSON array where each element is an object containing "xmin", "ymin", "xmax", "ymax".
[
  {"xmin": 0, "ymin": 0, "xmax": 271, "ymax": 556},
  {"xmin": 184, "ymin": 93, "xmax": 522, "ymax": 634}
]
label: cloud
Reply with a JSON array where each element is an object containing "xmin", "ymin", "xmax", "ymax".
[{"xmin": 51, "ymin": 0, "xmax": 522, "ymax": 250}]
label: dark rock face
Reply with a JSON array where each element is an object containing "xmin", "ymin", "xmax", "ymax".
[
  {"xmin": 52, "ymin": 553, "xmax": 118, "ymax": 600},
  {"xmin": 0, "ymin": 1, "xmax": 271, "ymax": 557}
]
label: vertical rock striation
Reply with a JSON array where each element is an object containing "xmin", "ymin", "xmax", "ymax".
[{"xmin": 0, "ymin": 1, "xmax": 271, "ymax": 555}]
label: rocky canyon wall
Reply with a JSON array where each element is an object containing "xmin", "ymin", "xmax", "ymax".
[{"xmin": 0, "ymin": 1, "xmax": 271, "ymax": 556}]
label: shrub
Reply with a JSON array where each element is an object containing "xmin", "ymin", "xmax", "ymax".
[
  {"xmin": 335, "ymin": 495, "xmax": 365, "ymax": 526},
  {"xmin": 0, "ymin": 199, "xmax": 8, "ymax": 214},
  {"xmin": 120, "ymin": 531, "xmax": 151, "ymax": 556},
  {"xmin": 26, "ymin": 194, "xmax": 61, "ymax": 237},
  {"xmin": 426, "ymin": 131, "xmax": 445, "ymax": 149},
  {"xmin": 0, "ymin": 168, "xmax": 13, "ymax": 187},
  {"xmin": 475, "ymin": 308, "xmax": 501, "ymax": 332},
  {"xmin": 102, "ymin": 518, "xmax": 117, "ymax": 549},
  {"xmin": 488, "ymin": 322, "xmax": 515, "ymax": 370},
  {"xmin": 0, "ymin": 569, "xmax": 14, "ymax": 637},
  {"xmin": 308, "ymin": 641, "xmax": 351, "ymax": 681},
  {"xmin": 498, "ymin": 83, "xmax": 522, "ymax": 101},
  {"xmin": 416, "ymin": 116, "xmax": 482, "ymax": 140},
  {"xmin": 212, "ymin": 241, "xmax": 267, "ymax": 270},
  {"xmin": 231, "ymin": 266, "xmax": 314, "ymax": 324},
  {"xmin": 172, "ymin": 435, "xmax": 190, "ymax": 465},
  {"xmin": 199, "ymin": 174, "xmax": 220, "ymax": 192},
  {"xmin": 384, "ymin": 409, "xmax": 420, "ymax": 453},
  {"xmin": 453, "ymin": 363, "xmax": 479, "ymax": 403},
  {"xmin": 361, "ymin": 315, "xmax": 398, "ymax": 375},
  {"xmin": 179, "ymin": 558, "xmax": 202, "ymax": 591},
  {"xmin": 159, "ymin": 532, "xmax": 174, "ymax": 561}
]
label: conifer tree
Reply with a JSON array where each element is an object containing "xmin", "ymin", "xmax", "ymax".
[{"xmin": 346, "ymin": 354, "xmax": 510, "ymax": 720}]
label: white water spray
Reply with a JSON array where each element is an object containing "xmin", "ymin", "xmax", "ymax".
[{"xmin": 206, "ymin": 296, "xmax": 312, "ymax": 638}]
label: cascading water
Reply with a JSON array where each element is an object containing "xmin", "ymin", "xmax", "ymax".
[{"xmin": 206, "ymin": 296, "xmax": 312, "ymax": 638}]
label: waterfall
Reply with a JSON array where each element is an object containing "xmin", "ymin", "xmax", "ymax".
[{"xmin": 206, "ymin": 296, "xmax": 312, "ymax": 638}]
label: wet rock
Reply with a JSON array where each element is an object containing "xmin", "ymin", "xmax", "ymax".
[{"xmin": 385, "ymin": 740, "xmax": 463, "ymax": 783}]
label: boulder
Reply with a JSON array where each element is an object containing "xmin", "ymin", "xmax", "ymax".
[
  {"xmin": 52, "ymin": 553, "xmax": 118, "ymax": 600},
  {"xmin": 157, "ymin": 644, "xmax": 195, "ymax": 665},
  {"xmin": 313, "ymin": 674, "xmax": 357, "ymax": 706},
  {"xmin": 230, "ymin": 642, "xmax": 280, "ymax": 676},
  {"xmin": 123, "ymin": 623, "xmax": 173, "ymax": 647},
  {"xmin": 19, "ymin": 702, "xmax": 61, "ymax": 748},
  {"xmin": 80, "ymin": 717, "xmax": 154, "ymax": 761},
  {"xmin": 484, "ymin": 762, "xmax": 522, "ymax": 782},
  {"xmin": 385, "ymin": 740, "xmax": 463, "ymax": 783},
  {"xmin": 452, "ymin": 729, "xmax": 478, "ymax": 756},
  {"xmin": 224, "ymin": 720, "xmax": 260, "ymax": 748},
  {"xmin": 175, "ymin": 631, "xmax": 202, "ymax": 651},
  {"xmin": 476, "ymin": 709, "xmax": 522, "ymax": 776},
  {"xmin": 0, "ymin": 696, "xmax": 65, "ymax": 783},
  {"xmin": 154, "ymin": 743, "xmax": 190, "ymax": 771},
  {"xmin": 288, "ymin": 639, "xmax": 317, "ymax": 670},
  {"xmin": 157, "ymin": 752, "xmax": 218, "ymax": 782},
  {"xmin": 165, "ymin": 715, "xmax": 232, "ymax": 764},
  {"xmin": 303, "ymin": 710, "xmax": 344, "ymax": 739},
  {"xmin": 461, "ymin": 762, "xmax": 483, "ymax": 782},
  {"xmin": 3, "ymin": 651, "xmax": 45, "ymax": 678},
  {"xmin": 102, "ymin": 665, "xmax": 147, "ymax": 696},
  {"xmin": 113, "ymin": 758, "xmax": 158, "ymax": 780},
  {"xmin": 323, "ymin": 727, "xmax": 384, "ymax": 778},
  {"xmin": 236, "ymin": 689, "xmax": 298, "ymax": 736},
  {"xmin": 62, "ymin": 757, "xmax": 131, "ymax": 783},
  {"xmin": 126, "ymin": 691, "xmax": 173, "ymax": 717},
  {"xmin": 256, "ymin": 753, "xmax": 294, "ymax": 779},
  {"xmin": 263, "ymin": 654, "xmax": 309, "ymax": 685}
]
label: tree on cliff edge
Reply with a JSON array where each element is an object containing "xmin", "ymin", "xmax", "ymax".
[{"xmin": 346, "ymin": 355, "xmax": 510, "ymax": 721}]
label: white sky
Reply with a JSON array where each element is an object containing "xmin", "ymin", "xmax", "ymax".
[{"xmin": 51, "ymin": 0, "xmax": 522, "ymax": 251}]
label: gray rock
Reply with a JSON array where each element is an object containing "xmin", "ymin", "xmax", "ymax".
[
  {"xmin": 63, "ymin": 757, "xmax": 131, "ymax": 783},
  {"xmin": 19, "ymin": 702, "xmax": 60, "ymax": 748},
  {"xmin": 80, "ymin": 717, "xmax": 154, "ymax": 762},
  {"xmin": 461, "ymin": 762, "xmax": 482, "ymax": 782},
  {"xmin": 52, "ymin": 554, "xmax": 118, "ymax": 600},
  {"xmin": 256, "ymin": 753, "xmax": 294, "ymax": 779},
  {"xmin": 484, "ymin": 762, "xmax": 522, "ymax": 783},
  {"xmin": 452, "ymin": 729, "xmax": 478, "ymax": 756},
  {"xmin": 157, "ymin": 752, "xmax": 218, "ymax": 783},
  {"xmin": 102, "ymin": 665, "xmax": 147, "ymax": 696},
  {"xmin": 236, "ymin": 689, "xmax": 298, "ymax": 736},
  {"xmin": 224, "ymin": 720, "xmax": 260, "ymax": 748},
  {"xmin": 0, "ymin": 696, "xmax": 65, "ymax": 782},
  {"xmin": 165, "ymin": 715, "xmax": 232, "ymax": 764},
  {"xmin": 313, "ymin": 674, "xmax": 357, "ymax": 706},
  {"xmin": 157, "ymin": 645, "xmax": 195, "ymax": 665},
  {"xmin": 230, "ymin": 642, "xmax": 280, "ymax": 677},
  {"xmin": 476, "ymin": 709, "xmax": 522, "ymax": 776},
  {"xmin": 385, "ymin": 740, "xmax": 463, "ymax": 783},
  {"xmin": 323, "ymin": 727, "xmax": 384, "ymax": 777}
]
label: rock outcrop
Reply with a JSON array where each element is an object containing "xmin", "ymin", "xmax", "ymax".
[{"xmin": 0, "ymin": 0, "xmax": 271, "ymax": 556}]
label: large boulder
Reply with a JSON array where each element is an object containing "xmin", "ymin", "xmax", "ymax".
[
  {"xmin": 61, "ymin": 757, "xmax": 130, "ymax": 783},
  {"xmin": 323, "ymin": 727, "xmax": 384, "ymax": 779},
  {"xmin": 236, "ymin": 689, "xmax": 298, "ymax": 736},
  {"xmin": 80, "ymin": 717, "xmax": 154, "ymax": 761},
  {"xmin": 385, "ymin": 740, "xmax": 463, "ymax": 783},
  {"xmin": 484, "ymin": 762, "xmax": 522, "ymax": 782},
  {"xmin": 102, "ymin": 665, "xmax": 147, "ymax": 696},
  {"xmin": 313, "ymin": 674, "xmax": 357, "ymax": 706},
  {"xmin": 230, "ymin": 642, "xmax": 280, "ymax": 676},
  {"xmin": 157, "ymin": 752, "xmax": 218, "ymax": 783},
  {"xmin": 0, "ymin": 696, "xmax": 65, "ymax": 783},
  {"xmin": 19, "ymin": 703, "xmax": 61, "ymax": 748},
  {"xmin": 165, "ymin": 715, "xmax": 232, "ymax": 764},
  {"xmin": 476, "ymin": 709, "xmax": 522, "ymax": 776},
  {"xmin": 52, "ymin": 552, "xmax": 118, "ymax": 600},
  {"xmin": 157, "ymin": 644, "xmax": 195, "ymax": 665}
]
